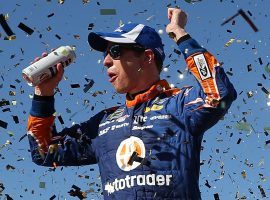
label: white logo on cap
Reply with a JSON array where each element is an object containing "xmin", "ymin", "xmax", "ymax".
[
  {"xmin": 116, "ymin": 136, "xmax": 145, "ymax": 171},
  {"xmin": 114, "ymin": 24, "xmax": 125, "ymax": 32}
]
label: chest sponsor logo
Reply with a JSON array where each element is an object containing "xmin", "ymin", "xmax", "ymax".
[
  {"xmin": 104, "ymin": 174, "xmax": 173, "ymax": 195},
  {"xmin": 107, "ymin": 108, "xmax": 125, "ymax": 121},
  {"xmin": 152, "ymin": 96, "xmax": 168, "ymax": 105},
  {"xmin": 149, "ymin": 114, "xmax": 171, "ymax": 121},
  {"xmin": 133, "ymin": 115, "xmax": 147, "ymax": 125},
  {"xmin": 144, "ymin": 104, "xmax": 164, "ymax": 113},
  {"xmin": 99, "ymin": 114, "xmax": 130, "ymax": 128},
  {"xmin": 116, "ymin": 136, "xmax": 145, "ymax": 171},
  {"xmin": 193, "ymin": 54, "xmax": 212, "ymax": 80},
  {"xmin": 99, "ymin": 122, "xmax": 129, "ymax": 136}
]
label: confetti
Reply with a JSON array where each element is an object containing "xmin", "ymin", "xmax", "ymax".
[
  {"xmin": 224, "ymin": 38, "xmax": 235, "ymax": 47},
  {"xmin": 100, "ymin": 9, "xmax": 117, "ymax": 15},
  {"xmin": 58, "ymin": 0, "xmax": 65, "ymax": 4},
  {"xmin": 12, "ymin": 115, "xmax": 19, "ymax": 124},
  {"xmin": 0, "ymin": 14, "xmax": 16, "ymax": 39},
  {"xmin": 236, "ymin": 121, "xmax": 251, "ymax": 132},
  {"xmin": 58, "ymin": 115, "xmax": 64, "ymax": 124},
  {"xmin": 258, "ymin": 185, "xmax": 266, "ymax": 198},
  {"xmin": 68, "ymin": 185, "xmax": 87, "ymax": 199},
  {"xmin": 49, "ymin": 194, "xmax": 56, "ymax": 200},
  {"xmin": 17, "ymin": 22, "xmax": 34, "ymax": 35},
  {"xmin": 83, "ymin": 79, "xmax": 94, "ymax": 93},
  {"xmin": 70, "ymin": 83, "xmax": 80, "ymax": 88},
  {"xmin": 241, "ymin": 170, "xmax": 247, "ymax": 179},
  {"xmin": 88, "ymin": 23, "xmax": 94, "ymax": 30},
  {"xmin": 261, "ymin": 87, "xmax": 270, "ymax": 95},
  {"xmin": 0, "ymin": 119, "xmax": 8, "ymax": 129},
  {"xmin": 55, "ymin": 34, "xmax": 61, "ymax": 40},
  {"xmin": 247, "ymin": 64, "xmax": 252, "ymax": 72},
  {"xmin": 214, "ymin": 193, "xmax": 220, "ymax": 200},
  {"xmin": 221, "ymin": 9, "xmax": 258, "ymax": 32},
  {"xmin": 39, "ymin": 182, "xmax": 46, "ymax": 188},
  {"xmin": 82, "ymin": 0, "xmax": 90, "ymax": 4},
  {"xmin": 47, "ymin": 13, "xmax": 55, "ymax": 18}
]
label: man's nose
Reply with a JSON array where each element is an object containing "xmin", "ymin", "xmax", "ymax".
[{"xmin": 103, "ymin": 54, "xmax": 113, "ymax": 68}]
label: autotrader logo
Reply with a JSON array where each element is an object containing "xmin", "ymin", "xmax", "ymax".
[{"xmin": 116, "ymin": 136, "xmax": 145, "ymax": 171}]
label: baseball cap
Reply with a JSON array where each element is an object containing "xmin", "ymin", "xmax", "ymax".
[{"xmin": 88, "ymin": 23, "xmax": 165, "ymax": 62}]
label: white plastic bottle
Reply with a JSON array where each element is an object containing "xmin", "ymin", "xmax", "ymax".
[{"xmin": 22, "ymin": 45, "xmax": 76, "ymax": 86}]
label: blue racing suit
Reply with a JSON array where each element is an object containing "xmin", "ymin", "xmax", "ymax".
[{"xmin": 27, "ymin": 37, "xmax": 237, "ymax": 200}]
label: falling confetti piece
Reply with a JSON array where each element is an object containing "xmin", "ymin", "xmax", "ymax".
[
  {"xmin": 17, "ymin": 22, "xmax": 34, "ymax": 35},
  {"xmin": 241, "ymin": 170, "xmax": 247, "ymax": 179},
  {"xmin": 39, "ymin": 182, "xmax": 46, "ymax": 188},
  {"xmin": 214, "ymin": 193, "xmax": 220, "ymax": 200},
  {"xmin": 0, "ymin": 120, "xmax": 8, "ymax": 129},
  {"xmin": 83, "ymin": 79, "xmax": 94, "ymax": 93},
  {"xmin": 70, "ymin": 83, "xmax": 80, "ymax": 88},
  {"xmin": 88, "ymin": 23, "xmax": 94, "ymax": 30},
  {"xmin": 0, "ymin": 13, "xmax": 15, "ymax": 38},
  {"xmin": 47, "ymin": 13, "xmax": 55, "ymax": 18},
  {"xmin": 224, "ymin": 38, "xmax": 235, "ymax": 47},
  {"xmin": 258, "ymin": 185, "xmax": 267, "ymax": 198},
  {"xmin": 58, "ymin": 0, "xmax": 65, "ymax": 4},
  {"xmin": 100, "ymin": 9, "xmax": 117, "ymax": 15},
  {"xmin": 236, "ymin": 121, "xmax": 251, "ymax": 132}
]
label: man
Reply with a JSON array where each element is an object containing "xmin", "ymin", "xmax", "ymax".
[{"xmin": 27, "ymin": 8, "xmax": 236, "ymax": 199}]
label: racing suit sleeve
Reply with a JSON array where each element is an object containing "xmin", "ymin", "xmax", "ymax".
[
  {"xmin": 177, "ymin": 35, "xmax": 237, "ymax": 136},
  {"xmin": 27, "ymin": 94, "xmax": 101, "ymax": 167}
]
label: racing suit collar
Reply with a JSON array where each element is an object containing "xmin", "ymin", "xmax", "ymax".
[{"xmin": 126, "ymin": 79, "xmax": 171, "ymax": 108}]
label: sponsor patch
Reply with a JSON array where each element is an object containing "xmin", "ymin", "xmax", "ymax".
[
  {"xmin": 193, "ymin": 54, "xmax": 212, "ymax": 80},
  {"xmin": 104, "ymin": 174, "xmax": 173, "ymax": 195},
  {"xmin": 116, "ymin": 136, "xmax": 145, "ymax": 171},
  {"xmin": 107, "ymin": 108, "xmax": 125, "ymax": 121}
]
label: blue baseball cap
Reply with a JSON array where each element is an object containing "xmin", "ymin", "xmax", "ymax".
[{"xmin": 88, "ymin": 23, "xmax": 165, "ymax": 62}]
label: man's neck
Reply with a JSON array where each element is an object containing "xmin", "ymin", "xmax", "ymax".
[{"xmin": 127, "ymin": 78, "xmax": 160, "ymax": 100}]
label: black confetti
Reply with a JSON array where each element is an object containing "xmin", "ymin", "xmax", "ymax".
[
  {"xmin": 205, "ymin": 180, "xmax": 211, "ymax": 188},
  {"xmin": 258, "ymin": 57, "xmax": 263, "ymax": 65},
  {"xmin": 58, "ymin": 115, "xmax": 64, "ymax": 124},
  {"xmin": 258, "ymin": 185, "xmax": 267, "ymax": 198},
  {"xmin": 214, "ymin": 193, "xmax": 220, "ymax": 200},
  {"xmin": 12, "ymin": 115, "xmax": 19, "ymax": 124},
  {"xmin": 173, "ymin": 48, "xmax": 181, "ymax": 55},
  {"xmin": 88, "ymin": 23, "xmax": 94, "ymax": 30},
  {"xmin": 49, "ymin": 194, "xmax": 56, "ymax": 200},
  {"xmin": 18, "ymin": 22, "xmax": 34, "ymax": 35},
  {"xmin": 261, "ymin": 87, "xmax": 270, "ymax": 95},
  {"xmin": 237, "ymin": 138, "xmax": 241, "ymax": 144},
  {"xmin": 0, "ymin": 119, "xmax": 8, "ymax": 129},
  {"xmin": 55, "ymin": 34, "xmax": 61, "ymax": 40},
  {"xmin": 47, "ymin": 13, "xmax": 55, "ymax": 18},
  {"xmin": 247, "ymin": 64, "xmax": 252, "ymax": 72},
  {"xmin": 71, "ymin": 84, "xmax": 80, "ymax": 88},
  {"xmin": 83, "ymin": 79, "xmax": 94, "ymax": 93},
  {"xmin": 0, "ymin": 14, "xmax": 15, "ymax": 37}
]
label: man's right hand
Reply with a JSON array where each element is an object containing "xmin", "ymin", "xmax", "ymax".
[{"xmin": 33, "ymin": 52, "xmax": 64, "ymax": 96}]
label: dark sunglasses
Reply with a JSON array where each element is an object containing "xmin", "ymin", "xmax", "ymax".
[{"xmin": 104, "ymin": 44, "xmax": 146, "ymax": 60}]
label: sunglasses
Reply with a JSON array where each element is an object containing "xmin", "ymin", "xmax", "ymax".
[{"xmin": 104, "ymin": 44, "xmax": 146, "ymax": 60}]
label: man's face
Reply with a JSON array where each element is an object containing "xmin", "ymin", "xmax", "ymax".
[{"xmin": 103, "ymin": 43, "xmax": 146, "ymax": 94}]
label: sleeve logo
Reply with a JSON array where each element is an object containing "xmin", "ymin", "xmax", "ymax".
[{"xmin": 193, "ymin": 54, "xmax": 212, "ymax": 80}]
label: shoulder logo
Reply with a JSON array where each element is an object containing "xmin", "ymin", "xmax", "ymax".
[
  {"xmin": 193, "ymin": 54, "xmax": 212, "ymax": 80},
  {"xmin": 116, "ymin": 136, "xmax": 145, "ymax": 171}
]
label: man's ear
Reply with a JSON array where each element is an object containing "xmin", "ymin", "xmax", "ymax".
[{"xmin": 144, "ymin": 49, "xmax": 155, "ymax": 64}]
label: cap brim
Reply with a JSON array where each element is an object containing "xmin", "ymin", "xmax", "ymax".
[{"xmin": 88, "ymin": 32, "xmax": 136, "ymax": 52}]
